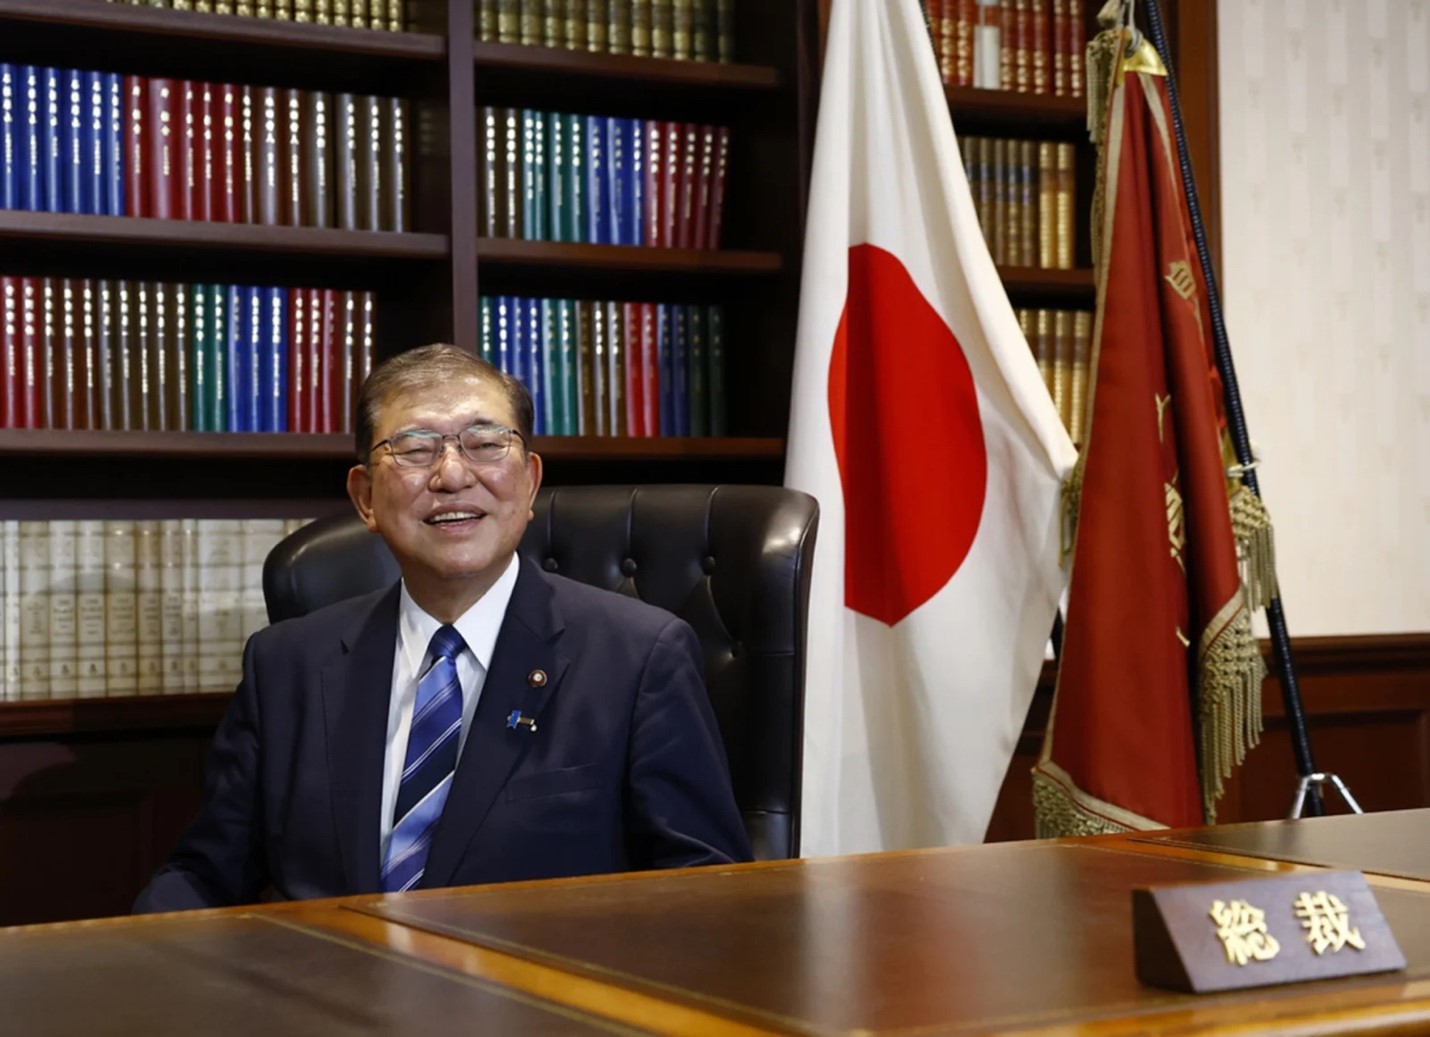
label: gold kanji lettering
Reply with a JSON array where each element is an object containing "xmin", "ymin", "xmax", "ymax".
[
  {"xmin": 1209, "ymin": 898, "xmax": 1280, "ymax": 966},
  {"xmin": 1294, "ymin": 891, "xmax": 1366, "ymax": 955}
]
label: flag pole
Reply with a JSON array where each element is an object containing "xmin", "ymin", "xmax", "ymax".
[{"xmin": 1138, "ymin": 0, "xmax": 1326, "ymax": 817}]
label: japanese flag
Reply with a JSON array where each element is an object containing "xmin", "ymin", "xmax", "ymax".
[{"xmin": 786, "ymin": 0, "xmax": 1078, "ymax": 854}]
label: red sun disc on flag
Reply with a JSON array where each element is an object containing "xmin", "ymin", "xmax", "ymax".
[{"xmin": 828, "ymin": 244, "xmax": 988, "ymax": 627}]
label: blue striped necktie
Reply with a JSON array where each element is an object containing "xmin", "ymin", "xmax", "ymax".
[{"xmin": 382, "ymin": 624, "xmax": 466, "ymax": 894}]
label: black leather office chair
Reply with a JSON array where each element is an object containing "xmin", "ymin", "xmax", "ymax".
[{"xmin": 263, "ymin": 484, "xmax": 819, "ymax": 860}]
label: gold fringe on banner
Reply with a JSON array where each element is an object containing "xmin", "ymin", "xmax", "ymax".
[
  {"xmin": 1031, "ymin": 761, "xmax": 1166, "ymax": 838},
  {"xmin": 1196, "ymin": 593, "xmax": 1267, "ymax": 823},
  {"xmin": 1060, "ymin": 457, "xmax": 1085, "ymax": 566},
  {"xmin": 1230, "ymin": 484, "xmax": 1279, "ymax": 610}
]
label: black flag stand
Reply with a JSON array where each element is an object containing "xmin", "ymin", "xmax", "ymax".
[{"xmin": 1140, "ymin": 0, "xmax": 1336, "ymax": 817}]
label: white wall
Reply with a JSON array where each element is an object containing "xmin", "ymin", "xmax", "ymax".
[{"xmin": 1217, "ymin": 0, "xmax": 1430, "ymax": 636}]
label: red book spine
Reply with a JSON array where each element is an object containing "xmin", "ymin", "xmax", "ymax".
[
  {"xmin": 146, "ymin": 78, "xmax": 180, "ymax": 219},
  {"xmin": 1031, "ymin": 0, "xmax": 1050, "ymax": 94},
  {"xmin": 640, "ymin": 302, "xmax": 659, "ymax": 437},
  {"xmin": 644, "ymin": 119, "xmax": 664, "ymax": 247},
  {"xmin": 215, "ymin": 85, "xmax": 238, "ymax": 222},
  {"xmin": 691, "ymin": 124, "xmax": 714, "ymax": 250},
  {"xmin": 662, "ymin": 121, "xmax": 682, "ymax": 249},
  {"xmin": 198, "ymin": 83, "xmax": 219, "ymax": 221},
  {"xmin": 238, "ymin": 85, "xmax": 257, "ymax": 224},
  {"xmin": 288, "ymin": 287, "xmax": 308, "ymax": 433},
  {"xmin": 322, "ymin": 289, "xmax": 342, "ymax": 434},
  {"xmin": 0, "ymin": 276, "xmax": 15, "ymax": 428},
  {"xmin": 676, "ymin": 123, "xmax": 698, "ymax": 249},
  {"xmin": 181, "ymin": 81, "xmax": 199, "ymax": 220},
  {"xmin": 623, "ymin": 301, "xmax": 644, "ymax": 436},
  {"xmin": 125, "ymin": 76, "xmax": 148, "ymax": 218},
  {"xmin": 706, "ymin": 125, "xmax": 729, "ymax": 250},
  {"xmin": 305, "ymin": 287, "xmax": 324, "ymax": 434},
  {"xmin": 19, "ymin": 278, "xmax": 40, "ymax": 429}
]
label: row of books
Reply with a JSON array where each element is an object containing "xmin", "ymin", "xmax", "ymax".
[
  {"xmin": 0, "ymin": 277, "xmax": 375, "ymax": 433},
  {"xmin": 477, "ymin": 0, "xmax": 734, "ymax": 64},
  {"xmin": 0, "ymin": 66, "xmax": 409, "ymax": 230},
  {"xmin": 481, "ymin": 109, "xmax": 729, "ymax": 249},
  {"xmin": 0, "ymin": 517, "xmax": 314, "ymax": 702},
  {"xmin": 924, "ymin": 0, "xmax": 1086, "ymax": 97},
  {"xmin": 1018, "ymin": 306, "xmax": 1091, "ymax": 446},
  {"xmin": 100, "ymin": 0, "xmax": 407, "ymax": 31},
  {"xmin": 964, "ymin": 136, "xmax": 1077, "ymax": 270},
  {"xmin": 479, "ymin": 296, "xmax": 726, "ymax": 437}
]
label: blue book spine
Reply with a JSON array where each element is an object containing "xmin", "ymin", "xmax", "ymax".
[
  {"xmin": 83, "ymin": 72, "xmax": 105, "ymax": 216},
  {"xmin": 510, "ymin": 296, "xmax": 529, "ymax": 392},
  {"xmin": 560, "ymin": 298, "xmax": 579, "ymax": 435},
  {"xmin": 263, "ymin": 287, "xmax": 288, "ymax": 432},
  {"xmin": 103, "ymin": 73, "xmax": 123, "ymax": 215},
  {"xmin": 671, "ymin": 303, "xmax": 690, "ymax": 435},
  {"xmin": 539, "ymin": 298, "xmax": 559, "ymax": 435},
  {"xmin": 605, "ymin": 117, "xmax": 624, "ymax": 245},
  {"xmin": 585, "ymin": 114, "xmax": 607, "ymax": 245},
  {"xmin": 225, "ymin": 285, "xmax": 248, "ymax": 432},
  {"xmin": 19, "ymin": 66, "xmax": 41, "ymax": 211},
  {"xmin": 40, "ymin": 68, "xmax": 62, "ymax": 213},
  {"xmin": 1, "ymin": 65, "xmax": 17, "ymax": 209},
  {"xmin": 525, "ymin": 295, "xmax": 545, "ymax": 436},
  {"xmin": 62, "ymin": 69, "xmax": 86, "ymax": 214},
  {"xmin": 208, "ymin": 285, "xmax": 227, "ymax": 431},
  {"xmin": 245, "ymin": 287, "xmax": 264, "ymax": 432},
  {"xmin": 627, "ymin": 118, "xmax": 645, "ymax": 246}
]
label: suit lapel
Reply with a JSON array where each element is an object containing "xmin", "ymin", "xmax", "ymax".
[
  {"xmin": 423, "ymin": 558, "xmax": 569, "ymax": 888},
  {"xmin": 323, "ymin": 584, "xmax": 401, "ymax": 894}
]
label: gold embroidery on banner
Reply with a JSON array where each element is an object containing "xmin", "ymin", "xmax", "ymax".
[
  {"xmin": 1294, "ymin": 891, "xmax": 1367, "ymax": 955},
  {"xmin": 1209, "ymin": 899, "xmax": 1280, "ymax": 966},
  {"xmin": 1166, "ymin": 474, "xmax": 1185, "ymax": 571},
  {"xmin": 1165, "ymin": 260, "xmax": 1197, "ymax": 301},
  {"xmin": 1155, "ymin": 392, "xmax": 1172, "ymax": 442},
  {"xmin": 1175, "ymin": 627, "xmax": 1190, "ymax": 648}
]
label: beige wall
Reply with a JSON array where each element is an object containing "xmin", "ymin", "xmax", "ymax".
[{"xmin": 1217, "ymin": 0, "xmax": 1430, "ymax": 636}]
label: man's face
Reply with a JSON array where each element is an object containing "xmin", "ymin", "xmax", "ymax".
[{"xmin": 346, "ymin": 372, "xmax": 542, "ymax": 620}]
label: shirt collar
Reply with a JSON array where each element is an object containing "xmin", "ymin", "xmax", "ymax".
[{"xmin": 397, "ymin": 553, "xmax": 521, "ymax": 675}]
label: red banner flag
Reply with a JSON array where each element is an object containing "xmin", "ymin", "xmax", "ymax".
[{"xmin": 1032, "ymin": 31, "xmax": 1271, "ymax": 836}]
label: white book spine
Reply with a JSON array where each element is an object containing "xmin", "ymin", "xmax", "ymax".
[
  {"xmin": 180, "ymin": 519, "xmax": 201, "ymax": 693},
  {"xmin": 241, "ymin": 519, "xmax": 286, "ymax": 644},
  {"xmin": 159, "ymin": 520, "xmax": 186, "ymax": 694},
  {"xmin": 18, "ymin": 521, "xmax": 51, "ymax": 700},
  {"xmin": 74, "ymin": 520, "xmax": 108, "ymax": 698},
  {"xmin": 198, "ymin": 519, "xmax": 245, "ymax": 692},
  {"xmin": 3, "ymin": 521, "xmax": 19, "ymax": 701},
  {"xmin": 47, "ymin": 520, "xmax": 80, "ymax": 699},
  {"xmin": 104, "ymin": 521, "xmax": 138, "ymax": 696},
  {"xmin": 134, "ymin": 521, "xmax": 164, "ymax": 695}
]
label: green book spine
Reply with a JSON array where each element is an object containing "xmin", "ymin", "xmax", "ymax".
[
  {"xmin": 207, "ymin": 285, "xmax": 228, "ymax": 432},
  {"xmin": 687, "ymin": 303, "xmax": 707, "ymax": 435},
  {"xmin": 564, "ymin": 113, "xmax": 584, "ymax": 243},
  {"xmin": 546, "ymin": 111, "xmax": 566, "ymax": 242},
  {"xmin": 478, "ymin": 296, "xmax": 494, "ymax": 364},
  {"xmin": 190, "ymin": 282, "xmax": 209, "ymax": 430},
  {"xmin": 521, "ymin": 110, "xmax": 539, "ymax": 239},
  {"xmin": 576, "ymin": 299, "xmax": 596, "ymax": 435},
  {"xmin": 540, "ymin": 298, "xmax": 561, "ymax": 435},
  {"xmin": 604, "ymin": 300, "xmax": 624, "ymax": 436},
  {"xmin": 586, "ymin": 300, "xmax": 606, "ymax": 435},
  {"xmin": 168, "ymin": 283, "xmax": 189, "ymax": 433},
  {"xmin": 706, "ymin": 303, "xmax": 725, "ymax": 435},
  {"xmin": 503, "ymin": 107, "xmax": 522, "ymax": 239}
]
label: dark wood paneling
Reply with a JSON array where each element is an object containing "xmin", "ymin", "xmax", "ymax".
[{"xmin": 987, "ymin": 634, "xmax": 1430, "ymax": 842}]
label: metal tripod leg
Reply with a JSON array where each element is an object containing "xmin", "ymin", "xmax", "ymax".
[{"xmin": 1289, "ymin": 773, "xmax": 1363, "ymax": 819}]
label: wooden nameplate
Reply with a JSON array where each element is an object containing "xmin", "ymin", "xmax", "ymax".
[{"xmin": 1133, "ymin": 870, "xmax": 1406, "ymax": 993}]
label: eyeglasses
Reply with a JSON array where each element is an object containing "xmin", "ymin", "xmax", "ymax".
[{"xmin": 371, "ymin": 424, "xmax": 525, "ymax": 468}]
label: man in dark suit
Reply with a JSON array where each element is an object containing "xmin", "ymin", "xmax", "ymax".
[{"xmin": 135, "ymin": 344, "xmax": 751, "ymax": 912}]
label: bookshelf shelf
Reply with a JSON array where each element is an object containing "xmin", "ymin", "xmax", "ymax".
[
  {"xmin": 0, "ymin": 212, "xmax": 450, "ymax": 262},
  {"xmin": 533, "ymin": 436, "xmax": 784, "ymax": 461},
  {"xmin": 945, "ymin": 85, "xmax": 1088, "ymax": 134},
  {"xmin": 0, "ymin": 429, "xmax": 354, "ymax": 460},
  {"xmin": 475, "ymin": 238, "xmax": 783, "ymax": 277},
  {"xmin": 997, "ymin": 265, "xmax": 1097, "ymax": 305},
  {"xmin": 0, "ymin": 692, "xmax": 232, "ymax": 738},
  {"xmin": 472, "ymin": 41, "xmax": 780, "ymax": 93}
]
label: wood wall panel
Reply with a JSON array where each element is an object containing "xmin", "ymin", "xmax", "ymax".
[{"xmin": 987, "ymin": 634, "xmax": 1430, "ymax": 842}]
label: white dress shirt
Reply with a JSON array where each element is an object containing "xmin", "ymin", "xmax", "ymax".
[{"xmin": 378, "ymin": 553, "xmax": 519, "ymax": 863}]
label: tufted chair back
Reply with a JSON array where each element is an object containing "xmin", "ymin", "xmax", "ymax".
[{"xmin": 263, "ymin": 484, "xmax": 819, "ymax": 860}]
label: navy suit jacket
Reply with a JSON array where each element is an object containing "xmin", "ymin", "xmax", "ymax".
[{"xmin": 134, "ymin": 556, "xmax": 752, "ymax": 912}]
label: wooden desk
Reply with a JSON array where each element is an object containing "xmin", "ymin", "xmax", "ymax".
[{"xmin": 7, "ymin": 820, "xmax": 1430, "ymax": 1035}]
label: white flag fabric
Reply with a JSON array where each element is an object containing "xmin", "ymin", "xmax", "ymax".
[{"xmin": 785, "ymin": 0, "xmax": 1079, "ymax": 855}]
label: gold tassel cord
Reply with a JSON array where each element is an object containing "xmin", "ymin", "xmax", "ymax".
[
  {"xmin": 1230, "ymin": 484, "xmax": 1279, "ymax": 611},
  {"xmin": 1196, "ymin": 599, "xmax": 1267, "ymax": 824}
]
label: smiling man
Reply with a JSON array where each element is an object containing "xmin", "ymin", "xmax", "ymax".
[{"xmin": 134, "ymin": 344, "xmax": 750, "ymax": 912}]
